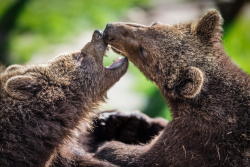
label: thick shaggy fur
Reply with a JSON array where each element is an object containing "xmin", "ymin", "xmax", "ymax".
[
  {"xmin": 0, "ymin": 31, "xmax": 128, "ymax": 167},
  {"xmin": 52, "ymin": 111, "xmax": 167, "ymax": 167},
  {"xmin": 80, "ymin": 111, "xmax": 167, "ymax": 153},
  {"xmin": 95, "ymin": 10, "xmax": 250, "ymax": 167}
]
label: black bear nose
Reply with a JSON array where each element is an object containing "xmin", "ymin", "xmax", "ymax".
[
  {"xmin": 103, "ymin": 23, "xmax": 114, "ymax": 42},
  {"xmin": 105, "ymin": 24, "xmax": 112, "ymax": 31},
  {"xmin": 104, "ymin": 24, "xmax": 113, "ymax": 35},
  {"xmin": 92, "ymin": 30, "xmax": 103, "ymax": 41},
  {"xmin": 94, "ymin": 30, "xmax": 102, "ymax": 35}
]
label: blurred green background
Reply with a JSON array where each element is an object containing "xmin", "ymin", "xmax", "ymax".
[{"xmin": 0, "ymin": 0, "xmax": 249, "ymax": 120}]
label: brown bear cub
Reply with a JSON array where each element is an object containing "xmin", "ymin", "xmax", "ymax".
[
  {"xmin": 0, "ymin": 30, "xmax": 129, "ymax": 167},
  {"xmin": 95, "ymin": 10, "xmax": 250, "ymax": 167}
]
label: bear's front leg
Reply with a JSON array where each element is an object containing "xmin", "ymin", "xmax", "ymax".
[
  {"xmin": 52, "ymin": 152, "xmax": 119, "ymax": 167},
  {"xmin": 77, "ymin": 153, "xmax": 119, "ymax": 167},
  {"xmin": 91, "ymin": 111, "xmax": 167, "ymax": 145},
  {"xmin": 95, "ymin": 140, "xmax": 147, "ymax": 167},
  {"xmin": 82, "ymin": 111, "xmax": 167, "ymax": 167},
  {"xmin": 80, "ymin": 111, "xmax": 167, "ymax": 153}
]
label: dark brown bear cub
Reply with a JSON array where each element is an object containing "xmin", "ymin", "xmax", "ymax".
[
  {"xmin": 95, "ymin": 10, "xmax": 250, "ymax": 167},
  {"xmin": 0, "ymin": 31, "xmax": 128, "ymax": 167}
]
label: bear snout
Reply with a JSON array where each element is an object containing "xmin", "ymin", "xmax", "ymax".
[{"xmin": 92, "ymin": 30, "xmax": 103, "ymax": 42}]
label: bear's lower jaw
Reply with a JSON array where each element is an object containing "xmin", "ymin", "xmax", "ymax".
[{"xmin": 105, "ymin": 57, "xmax": 128, "ymax": 70}]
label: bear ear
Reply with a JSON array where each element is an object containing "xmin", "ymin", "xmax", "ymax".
[
  {"xmin": 4, "ymin": 75, "xmax": 42, "ymax": 100},
  {"xmin": 194, "ymin": 10, "xmax": 223, "ymax": 42},
  {"xmin": 175, "ymin": 67, "xmax": 204, "ymax": 99},
  {"xmin": 5, "ymin": 64, "xmax": 23, "ymax": 72}
]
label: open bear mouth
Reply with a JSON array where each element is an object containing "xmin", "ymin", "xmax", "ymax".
[
  {"xmin": 102, "ymin": 44, "xmax": 127, "ymax": 71},
  {"xmin": 105, "ymin": 56, "xmax": 127, "ymax": 70},
  {"xmin": 93, "ymin": 29, "xmax": 127, "ymax": 71}
]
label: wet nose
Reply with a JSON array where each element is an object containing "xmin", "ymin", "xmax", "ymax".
[
  {"xmin": 103, "ymin": 23, "xmax": 114, "ymax": 41},
  {"xmin": 92, "ymin": 30, "xmax": 103, "ymax": 41},
  {"xmin": 105, "ymin": 24, "xmax": 112, "ymax": 31}
]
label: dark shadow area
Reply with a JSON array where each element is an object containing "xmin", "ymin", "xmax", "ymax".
[
  {"xmin": 216, "ymin": 0, "xmax": 246, "ymax": 33},
  {"xmin": 0, "ymin": 0, "xmax": 30, "ymax": 65}
]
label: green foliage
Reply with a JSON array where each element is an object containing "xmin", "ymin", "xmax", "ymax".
[
  {"xmin": 224, "ymin": 16, "xmax": 250, "ymax": 74},
  {"xmin": 0, "ymin": 0, "xmax": 148, "ymax": 63},
  {"xmin": 0, "ymin": 1, "xmax": 11, "ymax": 16},
  {"xmin": 127, "ymin": 59, "xmax": 172, "ymax": 120}
]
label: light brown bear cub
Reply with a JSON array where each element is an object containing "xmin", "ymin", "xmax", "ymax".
[
  {"xmin": 95, "ymin": 10, "xmax": 250, "ymax": 167},
  {"xmin": 0, "ymin": 31, "xmax": 128, "ymax": 167}
]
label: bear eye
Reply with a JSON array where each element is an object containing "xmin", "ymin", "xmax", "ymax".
[{"xmin": 139, "ymin": 46, "xmax": 147, "ymax": 59}]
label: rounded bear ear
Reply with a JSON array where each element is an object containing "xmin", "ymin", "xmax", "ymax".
[
  {"xmin": 194, "ymin": 10, "xmax": 223, "ymax": 42},
  {"xmin": 5, "ymin": 64, "xmax": 23, "ymax": 72},
  {"xmin": 4, "ymin": 75, "xmax": 42, "ymax": 100},
  {"xmin": 175, "ymin": 67, "xmax": 204, "ymax": 99}
]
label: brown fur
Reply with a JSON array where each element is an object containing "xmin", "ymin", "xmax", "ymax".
[
  {"xmin": 95, "ymin": 10, "xmax": 250, "ymax": 167},
  {"xmin": 50, "ymin": 110, "xmax": 166, "ymax": 167},
  {"xmin": 0, "ymin": 31, "xmax": 128, "ymax": 167},
  {"xmin": 52, "ymin": 110, "xmax": 167, "ymax": 167},
  {"xmin": 81, "ymin": 111, "xmax": 167, "ymax": 153}
]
